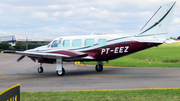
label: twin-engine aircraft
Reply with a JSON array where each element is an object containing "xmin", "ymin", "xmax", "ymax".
[{"xmin": 3, "ymin": 2, "xmax": 176, "ymax": 76}]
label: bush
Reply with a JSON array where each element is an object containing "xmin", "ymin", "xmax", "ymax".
[
  {"xmin": 9, "ymin": 46, "xmax": 15, "ymax": 50},
  {"xmin": 0, "ymin": 49, "xmax": 3, "ymax": 53}
]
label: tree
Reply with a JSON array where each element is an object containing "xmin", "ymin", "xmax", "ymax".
[
  {"xmin": 15, "ymin": 42, "xmax": 49, "ymax": 51},
  {"xmin": 15, "ymin": 42, "xmax": 26, "ymax": 51},
  {"xmin": 177, "ymin": 36, "xmax": 180, "ymax": 40},
  {"xmin": 0, "ymin": 43, "xmax": 9, "ymax": 50},
  {"xmin": 170, "ymin": 37, "xmax": 176, "ymax": 40}
]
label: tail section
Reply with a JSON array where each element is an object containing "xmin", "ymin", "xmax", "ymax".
[{"xmin": 138, "ymin": 1, "xmax": 176, "ymax": 40}]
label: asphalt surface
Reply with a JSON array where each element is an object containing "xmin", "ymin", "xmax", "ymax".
[{"xmin": 0, "ymin": 54, "xmax": 180, "ymax": 92}]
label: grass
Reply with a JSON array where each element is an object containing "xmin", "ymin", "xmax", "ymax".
[
  {"xmin": 85, "ymin": 43, "xmax": 180, "ymax": 67},
  {"xmin": 85, "ymin": 56, "xmax": 180, "ymax": 67},
  {"xmin": 21, "ymin": 89, "xmax": 180, "ymax": 101},
  {"xmin": 130, "ymin": 44, "xmax": 180, "ymax": 62}
]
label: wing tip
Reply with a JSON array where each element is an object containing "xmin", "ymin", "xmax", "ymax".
[{"xmin": 2, "ymin": 50, "xmax": 16, "ymax": 54}]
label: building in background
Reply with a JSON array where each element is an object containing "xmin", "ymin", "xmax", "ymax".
[{"xmin": 0, "ymin": 35, "xmax": 54, "ymax": 46}]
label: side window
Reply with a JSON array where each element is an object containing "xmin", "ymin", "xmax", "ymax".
[
  {"xmin": 57, "ymin": 38, "xmax": 62, "ymax": 47},
  {"xmin": 63, "ymin": 40, "xmax": 70, "ymax": 47},
  {"xmin": 85, "ymin": 39, "xmax": 94, "ymax": 46},
  {"xmin": 98, "ymin": 39, "xmax": 106, "ymax": 46},
  {"xmin": 72, "ymin": 39, "xmax": 81, "ymax": 47}
]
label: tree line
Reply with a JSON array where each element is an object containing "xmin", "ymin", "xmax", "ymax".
[
  {"xmin": 170, "ymin": 36, "xmax": 180, "ymax": 40},
  {"xmin": 0, "ymin": 42, "xmax": 48, "ymax": 52}
]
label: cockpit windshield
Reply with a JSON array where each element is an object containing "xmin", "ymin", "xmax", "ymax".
[{"xmin": 48, "ymin": 38, "xmax": 62, "ymax": 48}]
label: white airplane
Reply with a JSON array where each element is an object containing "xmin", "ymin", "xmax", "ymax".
[{"xmin": 3, "ymin": 2, "xmax": 176, "ymax": 76}]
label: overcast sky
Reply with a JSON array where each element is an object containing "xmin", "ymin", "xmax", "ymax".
[{"xmin": 0, "ymin": 0, "xmax": 179, "ymax": 38}]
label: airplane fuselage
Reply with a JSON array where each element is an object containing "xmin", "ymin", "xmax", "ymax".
[{"xmin": 27, "ymin": 34, "xmax": 161, "ymax": 63}]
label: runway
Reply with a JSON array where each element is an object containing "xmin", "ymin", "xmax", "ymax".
[{"xmin": 0, "ymin": 54, "xmax": 180, "ymax": 92}]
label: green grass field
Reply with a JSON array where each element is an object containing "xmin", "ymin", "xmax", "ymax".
[
  {"xmin": 21, "ymin": 89, "xmax": 180, "ymax": 101},
  {"xmin": 85, "ymin": 43, "xmax": 180, "ymax": 67}
]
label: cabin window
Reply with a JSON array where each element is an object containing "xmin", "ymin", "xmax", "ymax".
[
  {"xmin": 51, "ymin": 40, "xmax": 59, "ymax": 47},
  {"xmin": 51, "ymin": 38, "xmax": 62, "ymax": 48},
  {"xmin": 72, "ymin": 39, "xmax": 81, "ymax": 47},
  {"xmin": 98, "ymin": 39, "xmax": 106, "ymax": 46},
  {"xmin": 63, "ymin": 40, "xmax": 70, "ymax": 47},
  {"xmin": 85, "ymin": 39, "xmax": 94, "ymax": 46}
]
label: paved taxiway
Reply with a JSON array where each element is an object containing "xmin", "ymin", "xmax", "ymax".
[{"xmin": 0, "ymin": 54, "xmax": 180, "ymax": 92}]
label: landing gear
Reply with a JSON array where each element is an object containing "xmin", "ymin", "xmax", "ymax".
[
  {"xmin": 95, "ymin": 64, "xmax": 103, "ymax": 72},
  {"xmin": 38, "ymin": 63, "xmax": 43, "ymax": 73},
  {"xmin": 56, "ymin": 67, "xmax": 65, "ymax": 76},
  {"xmin": 56, "ymin": 58, "xmax": 65, "ymax": 76},
  {"xmin": 37, "ymin": 58, "xmax": 65, "ymax": 76},
  {"xmin": 38, "ymin": 67, "xmax": 44, "ymax": 73},
  {"xmin": 95, "ymin": 61, "xmax": 103, "ymax": 72}
]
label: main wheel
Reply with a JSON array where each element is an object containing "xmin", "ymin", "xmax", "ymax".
[
  {"xmin": 95, "ymin": 64, "xmax": 103, "ymax": 72},
  {"xmin": 56, "ymin": 67, "xmax": 65, "ymax": 76},
  {"xmin": 38, "ymin": 67, "xmax": 43, "ymax": 73}
]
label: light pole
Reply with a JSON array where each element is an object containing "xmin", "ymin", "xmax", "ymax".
[{"xmin": 25, "ymin": 32, "xmax": 28, "ymax": 50}]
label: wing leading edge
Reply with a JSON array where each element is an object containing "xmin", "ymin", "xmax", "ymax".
[{"xmin": 2, "ymin": 50, "xmax": 88, "ymax": 59}]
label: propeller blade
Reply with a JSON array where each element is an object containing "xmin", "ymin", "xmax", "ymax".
[
  {"xmin": 30, "ymin": 58, "xmax": 36, "ymax": 62},
  {"xmin": 17, "ymin": 55, "xmax": 25, "ymax": 62}
]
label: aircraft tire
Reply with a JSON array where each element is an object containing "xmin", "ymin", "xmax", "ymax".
[
  {"xmin": 38, "ymin": 67, "xmax": 43, "ymax": 73},
  {"xmin": 95, "ymin": 64, "xmax": 103, "ymax": 72},
  {"xmin": 56, "ymin": 67, "xmax": 65, "ymax": 76}
]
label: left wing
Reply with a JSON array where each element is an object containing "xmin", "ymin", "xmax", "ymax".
[{"xmin": 2, "ymin": 50, "xmax": 88, "ymax": 59}]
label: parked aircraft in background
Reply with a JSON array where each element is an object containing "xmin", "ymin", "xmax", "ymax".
[{"xmin": 3, "ymin": 2, "xmax": 176, "ymax": 76}]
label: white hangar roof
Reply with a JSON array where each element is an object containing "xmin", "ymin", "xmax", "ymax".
[
  {"xmin": 15, "ymin": 35, "xmax": 55, "ymax": 42},
  {"xmin": 0, "ymin": 35, "xmax": 55, "ymax": 42}
]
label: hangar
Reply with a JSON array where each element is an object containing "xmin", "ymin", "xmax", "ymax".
[{"xmin": 0, "ymin": 35, "xmax": 54, "ymax": 46}]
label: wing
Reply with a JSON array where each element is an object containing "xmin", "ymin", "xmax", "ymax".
[{"xmin": 2, "ymin": 50, "xmax": 88, "ymax": 59}]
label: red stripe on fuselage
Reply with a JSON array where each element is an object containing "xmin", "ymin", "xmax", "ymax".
[
  {"xmin": 83, "ymin": 42, "xmax": 161, "ymax": 61},
  {"xmin": 51, "ymin": 51, "xmax": 80, "ymax": 57}
]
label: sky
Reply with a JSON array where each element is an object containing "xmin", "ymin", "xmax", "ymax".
[{"xmin": 0, "ymin": 0, "xmax": 179, "ymax": 38}]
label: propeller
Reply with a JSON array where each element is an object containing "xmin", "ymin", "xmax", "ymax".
[
  {"xmin": 30, "ymin": 58, "xmax": 36, "ymax": 62},
  {"xmin": 17, "ymin": 55, "xmax": 36, "ymax": 62},
  {"xmin": 17, "ymin": 55, "xmax": 25, "ymax": 62}
]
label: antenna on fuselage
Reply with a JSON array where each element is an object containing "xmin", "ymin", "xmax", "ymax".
[{"xmin": 91, "ymin": 30, "xmax": 95, "ymax": 35}]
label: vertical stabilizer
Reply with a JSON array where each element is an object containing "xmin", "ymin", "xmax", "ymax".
[{"xmin": 139, "ymin": 1, "xmax": 176, "ymax": 40}]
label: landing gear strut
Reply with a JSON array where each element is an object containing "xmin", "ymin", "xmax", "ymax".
[
  {"xmin": 95, "ymin": 61, "xmax": 103, "ymax": 72},
  {"xmin": 38, "ymin": 63, "xmax": 43, "ymax": 73},
  {"xmin": 56, "ymin": 58, "xmax": 65, "ymax": 76}
]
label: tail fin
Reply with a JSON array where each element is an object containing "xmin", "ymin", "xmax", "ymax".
[{"xmin": 138, "ymin": 1, "xmax": 176, "ymax": 40}]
